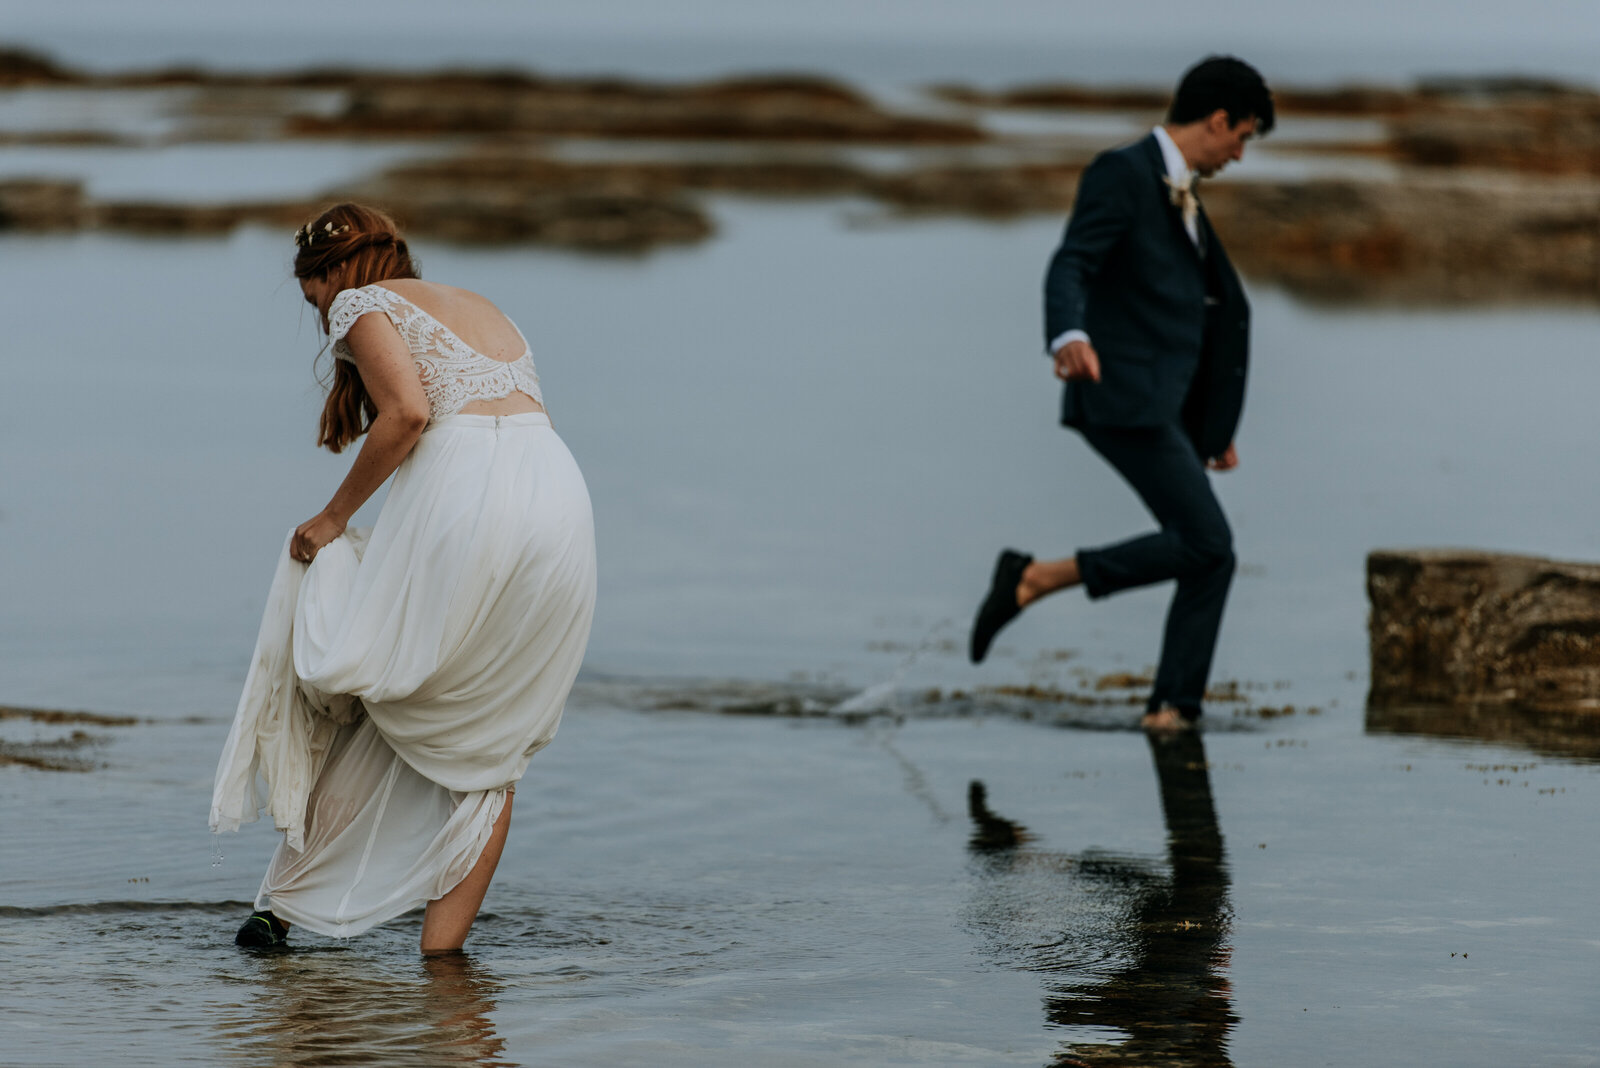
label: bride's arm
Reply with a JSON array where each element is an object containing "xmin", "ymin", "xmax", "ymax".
[{"xmin": 290, "ymin": 315, "xmax": 431, "ymax": 563}]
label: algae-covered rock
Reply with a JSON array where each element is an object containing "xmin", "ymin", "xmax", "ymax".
[{"xmin": 1367, "ymin": 549, "xmax": 1600, "ymax": 710}]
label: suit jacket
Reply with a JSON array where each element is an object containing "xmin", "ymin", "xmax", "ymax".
[{"xmin": 1043, "ymin": 133, "xmax": 1250, "ymax": 461}]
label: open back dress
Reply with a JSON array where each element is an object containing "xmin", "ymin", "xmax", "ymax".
[{"xmin": 211, "ymin": 284, "xmax": 596, "ymax": 936}]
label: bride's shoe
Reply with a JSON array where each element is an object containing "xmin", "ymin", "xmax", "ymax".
[{"xmin": 234, "ymin": 910, "xmax": 290, "ymax": 948}]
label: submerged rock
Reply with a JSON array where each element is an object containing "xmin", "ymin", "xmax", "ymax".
[
  {"xmin": 0, "ymin": 180, "xmax": 89, "ymax": 230},
  {"xmin": 1367, "ymin": 549, "xmax": 1600, "ymax": 710}
]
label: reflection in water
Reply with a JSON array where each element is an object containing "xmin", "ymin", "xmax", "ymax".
[
  {"xmin": 1366, "ymin": 701, "xmax": 1600, "ymax": 763},
  {"xmin": 968, "ymin": 733, "xmax": 1235, "ymax": 1067},
  {"xmin": 216, "ymin": 948, "xmax": 517, "ymax": 1067}
]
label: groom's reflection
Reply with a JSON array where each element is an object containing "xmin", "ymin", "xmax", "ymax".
[
  {"xmin": 218, "ymin": 947, "xmax": 516, "ymax": 1067},
  {"xmin": 968, "ymin": 732, "xmax": 1235, "ymax": 1067}
]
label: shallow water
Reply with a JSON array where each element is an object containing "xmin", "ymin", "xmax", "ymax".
[
  {"xmin": 3, "ymin": 91, "xmax": 1600, "ymax": 1066},
  {"xmin": 4, "ymin": 678, "xmax": 1597, "ymax": 1067},
  {"xmin": 0, "ymin": 140, "xmax": 436, "ymax": 203},
  {"xmin": 3, "ymin": 200, "xmax": 1597, "ymax": 707}
]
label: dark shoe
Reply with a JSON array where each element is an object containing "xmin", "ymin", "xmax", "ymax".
[
  {"xmin": 234, "ymin": 910, "xmax": 289, "ymax": 948},
  {"xmin": 969, "ymin": 549, "xmax": 1032, "ymax": 664}
]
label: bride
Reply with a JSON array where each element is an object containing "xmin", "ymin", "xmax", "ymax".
[{"xmin": 211, "ymin": 203, "xmax": 596, "ymax": 952}]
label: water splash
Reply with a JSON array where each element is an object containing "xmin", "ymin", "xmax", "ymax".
[{"xmin": 833, "ymin": 618, "xmax": 953, "ymax": 715}]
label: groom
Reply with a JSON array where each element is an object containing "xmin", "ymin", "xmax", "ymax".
[{"xmin": 970, "ymin": 56, "xmax": 1274, "ymax": 731}]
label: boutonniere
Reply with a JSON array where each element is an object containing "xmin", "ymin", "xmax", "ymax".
[{"xmin": 1163, "ymin": 174, "xmax": 1199, "ymax": 228}]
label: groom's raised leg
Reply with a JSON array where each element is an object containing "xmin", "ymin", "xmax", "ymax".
[{"xmin": 1074, "ymin": 424, "xmax": 1221, "ymax": 597}]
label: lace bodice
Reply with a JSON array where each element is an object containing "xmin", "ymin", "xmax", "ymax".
[{"xmin": 327, "ymin": 284, "xmax": 543, "ymax": 421}]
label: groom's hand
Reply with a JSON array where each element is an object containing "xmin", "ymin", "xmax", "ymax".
[
  {"xmin": 1206, "ymin": 443, "xmax": 1240, "ymax": 472},
  {"xmin": 1054, "ymin": 339, "xmax": 1101, "ymax": 382}
]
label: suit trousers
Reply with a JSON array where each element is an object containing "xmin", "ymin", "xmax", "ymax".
[{"xmin": 1074, "ymin": 422, "xmax": 1235, "ymax": 719}]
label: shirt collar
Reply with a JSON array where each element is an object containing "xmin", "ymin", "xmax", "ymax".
[{"xmin": 1152, "ymin": 125, "xmax": 1192, "ymax": 187}]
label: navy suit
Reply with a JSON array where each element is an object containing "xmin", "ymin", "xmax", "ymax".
[{"xmin": 1041, "ymin": 133, "xmax": 1251, "ymax": 718}]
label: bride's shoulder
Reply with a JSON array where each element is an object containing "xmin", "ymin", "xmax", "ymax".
[
  {"xmin": 329, "ymin": 281, "xmax": 394, "ymax": 312},
  {"xmin": 369, "ymin": 277, "xmax": 429, "ymax": 298},
  {"xmin": 379, "ymin": 279, "xmax": 507, "ymax": 320},
  {"xmin": 372, "ymin": 278, "xmax": 475, "ymax": 303}
]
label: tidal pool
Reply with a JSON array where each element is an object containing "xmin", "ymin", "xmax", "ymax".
[{"xmin": 0, "ymin": 193, "xmax": 1596, "ymax": 1066}]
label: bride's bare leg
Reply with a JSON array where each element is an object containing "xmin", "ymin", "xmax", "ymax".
[{"xmin": 421, "ymin": 793, "xmax": 513, "ymax": 953}]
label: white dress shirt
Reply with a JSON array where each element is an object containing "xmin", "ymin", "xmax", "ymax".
[{"xmin": 1049, "ymin": 125, "xmax": 1198, "ymax": 357}]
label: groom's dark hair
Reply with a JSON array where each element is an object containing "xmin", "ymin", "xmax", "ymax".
[{"xmin": 1169, "ymin": 56, "xmax": 1275, "ymax": 135}]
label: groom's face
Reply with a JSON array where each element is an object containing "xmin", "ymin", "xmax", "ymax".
[{"xmin": 1195, "ymin": 112, "xmax": 1259, "ymax": 177}]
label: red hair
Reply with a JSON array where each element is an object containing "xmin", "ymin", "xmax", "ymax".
[{"xmin": 293, "ymin": 203, "xmax": 420, "ymax": 453}]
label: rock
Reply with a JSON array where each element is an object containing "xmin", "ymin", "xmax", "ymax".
[
  {"xmin": 1273, "ymin": 86, "xmax": 1415, "ymax": 116},
  {"xmin": 1415, "ymin": 75, "xmax": 1592, "ymax": 101},
  {"xmin": 928, "ymin": 83, "xmax": 1167, "ymax": 112},
  {"xmin": 373, "ymin": 152, "xmax": 872, "ymax": 200},
  {"xmin": 1367, "ymin": 549, "xmax": 1600, "ymax": 711},
  {"xmin": 0, "ymin": 46, "xmax": 77, "ymax": 87},
  {"xmin": 931, "ymin": 80, "xmax": 1418, "ymax": 118},
  {"xmin": 86, "ymin": 189, "xmax": 711, "ymax": 252},
  {"xmin": 0, "ymin": 180, "xmax": 89, "ymax": 230},
  {"xmin": 869, "ymin": 163, "xmax": 1085, "ymax": 217},
  {"xmin": 1389, "ymin": 92, "xmax": 1600, "ymax": 175},
  {"xmin": 96, "ymin": 200, "xmax": 311, "ymax": 234},
  {"xmin": 286, "ymin": 72, "xmax": 985, "ymax": 143},
  {"xmin": 1202, "ymin": 174, "xmax": 1600, "ymax": 304},
  {"xmin": 380, "ymin": 191, "xmax": 713, "ymax": 250}
]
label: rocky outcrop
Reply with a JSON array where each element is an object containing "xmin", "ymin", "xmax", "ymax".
[
  {"xmin": 0, "ymin": 46, "xmax": 73, "ymax": 87},
  {"xmin": 870, "ymin": 162, "xmax": 1085, "ymax": 216},
  {"xmin": 372, "ymin": 150, "xmax": 1088, "ymax": 217},
  {"xmin": 1390, "ymin": 94, "xmax": 1600, "ymax": 176},
  {"xmin": 0, "ymin": 174, "xmax": 711, "ymax": 252},
  {"xmin": 3, "ymin": 51, "xmax": 1599, "ymax": 290},
  {"xmin": 0, "ymin": 180, "xmax": 89, "ymax": 230},
  {"xmin": 374, "ymin": 190, "xmax": 712, "ymax": 249},
  {"xmin": 94, "ymin": 190, "xmax": 710, "ymax": 251},
  {"xmin": 286, "ymin": 73, "xmax": 986, "ymax": 144},
  {"xmin": 1367, "ymin": 549, "xmax": 1600, "ymax": 711},
  {"xmin": 1203, "ymin": 175, "xmax": 1600, "ymax": 303},
  {"xmin": 97, "ymin": 199, "xmax": 311, "ymax": 234},
  {"xmin": 929, "ymin": 83, "xmax": 1167, "ymax": 112}
]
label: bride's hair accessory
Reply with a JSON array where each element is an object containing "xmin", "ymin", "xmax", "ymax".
[{"xmin": 294, "ymin": 220, "xmax": 352, "ymax": 248}]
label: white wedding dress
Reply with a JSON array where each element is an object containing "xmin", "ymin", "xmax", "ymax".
[{"xmin": 211, "ymin": 284, "xmax": 596, "ymax": 937}]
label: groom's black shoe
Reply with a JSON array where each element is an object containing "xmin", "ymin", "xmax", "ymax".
[{"xmin": 970, "ymin": 549, "xmax": 1032, "ymax": 664}]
